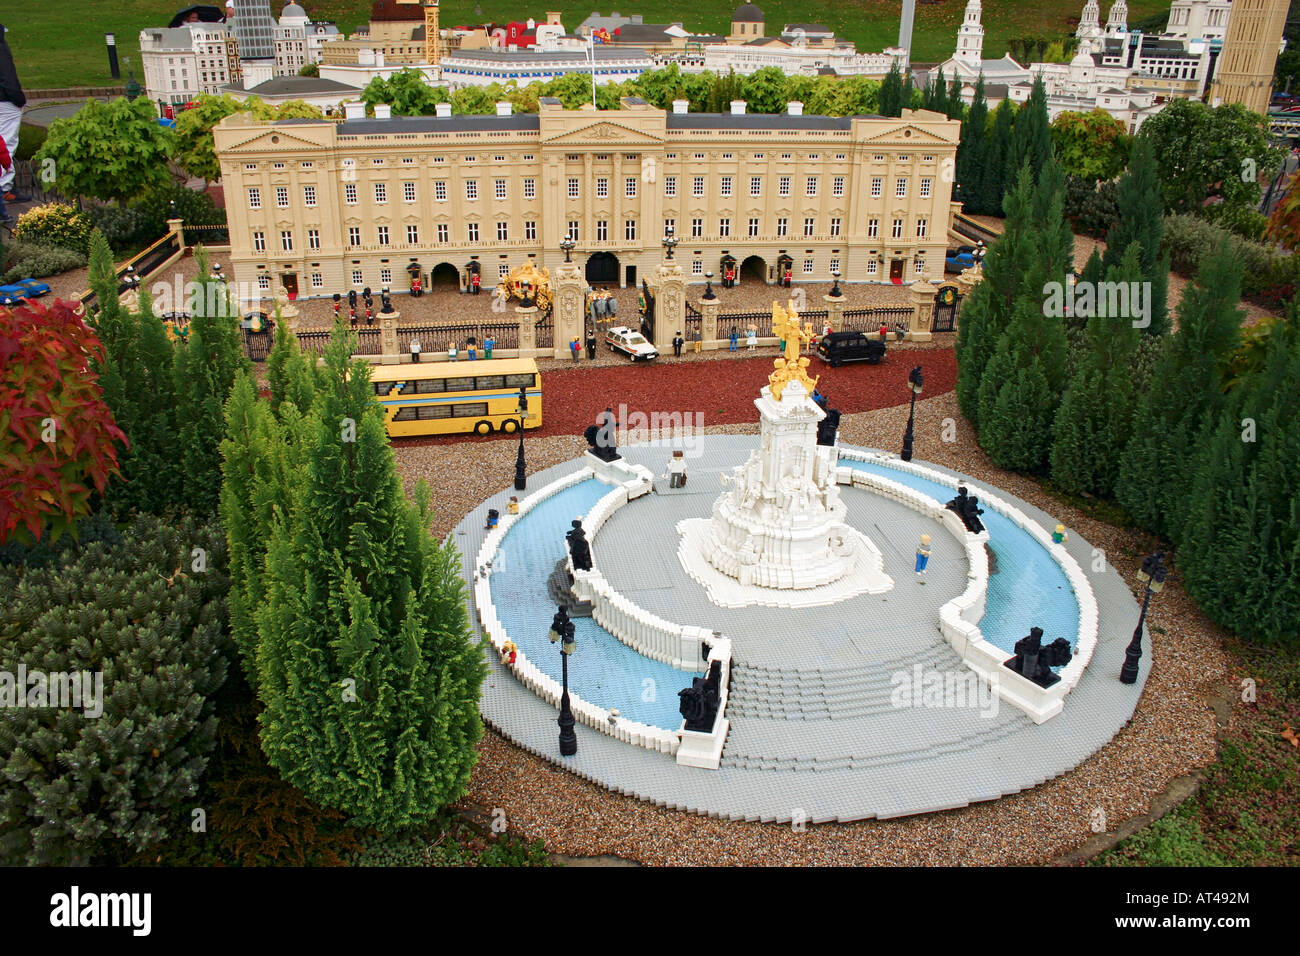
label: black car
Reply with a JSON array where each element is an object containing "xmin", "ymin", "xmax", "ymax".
[{"xmin": 816, "ymin": 331, "xmax": 886, "ymax": 367}]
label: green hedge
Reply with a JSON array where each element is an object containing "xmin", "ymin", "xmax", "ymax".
[
  {"xmin": 1, "ymin": 240, "xmax": 86, "ymax": 283},
  {"xmin": 1161, "ymin": 214, "xmax": 1298, "ymax": 301}
]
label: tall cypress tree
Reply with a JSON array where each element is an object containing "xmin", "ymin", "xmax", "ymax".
[
  {"xmin": 946, "ymin": 74, "xmax": 965, "ymax": 121},
  {"xmin": 1176, "ymin": 315, "xmax": 1300, "ymax": 644},
  {"xmin": 955, "ymin": 165, "xmax": 1036, "ymax": 424},
  {"xmin": 174, "ymin": 247, "xmax": 250, "ymax": 515},
  {"xmin": 86, "ymin": 230, "xmax": 182, "ymax": 515},
  {"xmin": 254, "ymin": 324, "xmax": 485, "ymax": 830},
  {"xmin": 1114, "ymin": 248, "xmax": 1245, "ymax": 536},
  {"xmin": 1049, "ymin": 243, "xmax": 1145, "ymax": 497},
  {"xmin": 973, "ymin": 160, "xmax": 1072, "ymax": 472},
  {"xmin": 956, "ymin": 74, "xmax": 987, "ymax": 206},
  {"xmin": 1103, "ymin": 137, "xmax": 1170, "ymax": 336},
  {"xmin": 926, "ymin": 68, "xmax": 948, "ymax": 114},
  {"xmin": 879, "ymin": 62, "xmax": 903, "ymax": 117},
  {"xmin": 982, "ymin": 99, "xmax": 1015, "ymax": 215},
  {"xmin": 1011, "ymin": 75, "xmax": 1053, "ymax": 186}
]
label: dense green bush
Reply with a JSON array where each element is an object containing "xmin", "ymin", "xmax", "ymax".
[
  {"xmin": 1160, "ymin": 214, "xmax": 1279, "ymax": 294},
  {"xmin": 1063, "ymin": 175, "xmax": 1120, "ymax": 238},
  {"xmin": 86, "ymin": 203, "xmax": 155, "ymax": 254},
  {"xmin": 0, "ymin": 515, "xmax": 231, "ymax": 866},
  {"xmin": 15, "ymin": 124, "xmax": 46, "ymax": 163},
  {"xmin": 1, "ymin": 240, "xmax": 86, "ymax": 282},
  {"xmin": 11, "ymin": 202, "xmax": 93, "ymax": 256},
  {"xmin": 133, "ymin": 182, "xmax": 227, "ymax": 244}
]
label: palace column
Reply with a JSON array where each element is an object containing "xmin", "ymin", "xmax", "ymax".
[
  {"xmin": 654, "ymin": 261, "xmax": 686, "ymax": 355},
  {"xmin": 908, "ymin": 282, "xmax": 935, "ymax": 343}
]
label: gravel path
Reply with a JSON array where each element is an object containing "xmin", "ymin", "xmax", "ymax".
[{"xmin": 395, "ymin": 378, "xmax": 1232, "ymax": 866}]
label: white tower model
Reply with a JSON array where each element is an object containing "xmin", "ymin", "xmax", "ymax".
[
  {"xmin": 677, "ymin": 303, "xmax": 892, "ymax": 608},
  {"xmin": 954, "ymin": 0, "xmax": 984, "ymax": 68},
  {"xmin": 1106, "ymin": 0, "xmax": 1128, "ymax": 35},
  {"xmin": 1077, "ymin": 0, "xmax": 1104, "ymax": 42}
]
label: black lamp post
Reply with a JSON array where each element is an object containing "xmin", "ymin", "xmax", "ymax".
[
  {"xmin": 662, "ymin": 224, "xmax": 678, "ymax": 261},
  {"xmin": 703, "ymin": 271, "xmax": 716, "ymax": 300},
  {"xmin": 521, "ymin": 279, "xmax": 533, "ymax": 308},
  {"xmin": 549, "ymin": 605, "xmax": 578, "ymax": 756},
  {"xmin": 1120, "ymin": 551, "xmax": 1167, "ymax": 684},
  {"xmin": 514, "ymin": 385, "xmax": 528, "ymax": 491},
  {"xmin": 829, "ymin": 270, "xmax": 842, "ymax": 297},
  {"xmin": 901, "ymin": 365, "xmax": 923, "ymax": 462},
  {"xmin": 560, "ymin": 235, "xmax": 576, "ymax": 263}
]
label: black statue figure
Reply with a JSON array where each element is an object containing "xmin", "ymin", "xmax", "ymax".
[
  {"xmin": 566, "ymin": 519, "xmax": 593, "ymax": 571},
  {"xmin": 583, "ymin": 406, "xmax": 621, "ymax": 462},
  {"xmin": 1004, "ymin": 626, "xmax": 1073, "ymax": 688},
  {"xmin": 816, "ymin": 407, "xmax": 842, "ymax": 447},
  {"xmin": 678, "ymin": 660, "xmax": 724, "ymax": 731},
  {"xmin": 946, "ymin": 485, "xmax": 986, "ymax": 534},
  {"xmin": 348, "ymin": 288, "xmax": 357, "ymax": 310}
]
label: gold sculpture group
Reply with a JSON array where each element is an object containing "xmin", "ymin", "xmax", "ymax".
[{"xmin": 768, "ymin": 300, "xmax": 820, "ymax": 402}]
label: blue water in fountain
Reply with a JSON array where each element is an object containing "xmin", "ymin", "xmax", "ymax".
[
  {"xmin": 490, "ymin": 479, "xmax": 690, "ymax": 730},
  {"xmin": 841, "ymin": 458, "xmax": 1080, "ymax": 656}
]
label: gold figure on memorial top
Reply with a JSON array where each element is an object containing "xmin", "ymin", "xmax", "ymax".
[{"xmin": 768, "ymin": 300, "xmax": 819, "ymax": 401}]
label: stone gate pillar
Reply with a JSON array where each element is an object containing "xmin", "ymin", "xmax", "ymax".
[
  {"xmin": 823, "ymin": 293, "xmax": 845, "ymax": 332},
  {"xmin": 700, "ymin": 296, "xmax": 719, "ymax": 349},
  {"xmin": 654, "ymin": 263, "xmax": 686, "ymax": 355},
  {"xmin": 909, "ymin": 283, "xmax": 935, "ymax": 343},
  {"xmin": 554, "ymin": 263, "xmax": 586, "ymax": 360},
  {"xmin": 516, "ymin": 304, "xmax": 538, "ymax": 356},
  {"xmin": 380, "ymin": 309, "xmax": 400, "ymax": 362}
]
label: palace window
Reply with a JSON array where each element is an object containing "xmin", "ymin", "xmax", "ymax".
[
  {"xmin": 308, "ymin": 229, "xmax": 320, "ymax": 250},
  {"xmin": 497, "ymin": 222, "xmax": 508, "ymax": 241},
  {"xmin": 916, "ymin": 218, "xmax": 928, "ymax": 238},
  {"xmin": 778, "ymin": 175, "xmax": 791, "ymax": 197},
  {"xmin": 892, "ymin": 218, "xmax": 904, "ymax": 239},
  {"xmin": 465, "ymin": 181, "xmax": 478, "ymax": 201},
  {"xmin": 467, "ymin": 222, "xmax": 479, "ymax": 242},
  {"xmin": 625, "ymin": 220, "xmax": 637, "ymax": 241},
  {"xmin": 748, "ymin": 217, "xmax": 760, "ymax": 237},
  {"xmin": 895, "ymin": 178, "xmax": 907, "ymax": 198},
  {"xmin": 692, "ymin": 176, "xmax": 705, "ymax": 198},
  {"xmin": 567, "ymin": 221, "xmax": 579, "ymax": 240},
  {"xmin": 523, "ymin": 178, "xmax": 536, "ymax": 199},
  {"xmin": 691, "ymin": 218, "xmax": 703, "ymax": 238},
  {"xmin": 871, "ymin": 177, "xmax": 883, "ymax": 197},
  {"xmin": 832, "ymin": 176, "xmax": 845, "ymax": 198},
  {"xmin": 720, "ymin": 176, "xmax": 733, "ymax": 198},
  {"xmin": 664, "ymin": 175, "xmax": 677, "ymax": 197},
  {"xmin": 525, "ymin": 221, "xmax": 537, "ymax": 240},
  {"xmin": 626, "ymin": 177, "xmax": 637, "ymax": 198},
  {"xmin": 280, "ymin": 230, "xmax": 293, "ymax": 252},
  {"xmin": 404, "ymin": 182, "xmax": 417, "ymax": 202},
  {"xmin": 348, "ymin": 227, "xmax": 360, "ymax": 246},
  {"xmin": 829, "ymin": 217, "xmax": 841, "ymax": 237},
  {"xmin": 407, "ymin": 225, "xmax": 419, "ymax": 244},
  {"xmin": 803, "ymin": 258, "xmax": 814, "ymax": 274},
  {"xmin": 437, "ymin": 223, "xmax": 449, "ymax": 242},
  {"xmin": 596, "ymin": 220, "xmax": 608, "ymax": 241},
  {"xmin": 351, "ymin": 269, "xmax": 363, "ymax": 285},
  {"xmin": 868, "ymin": 218, "xmax": 879, "ymax": 238},
  {"xmin": 568, "ymin": 177, "xmax": 580, "ymax": 198},
  {"xmin": 303, "ymin": 185, "xmax": 316, "ymax": 206},
  {"xmin": 252, "ymin": 231, "xmax": 265, "ymax": 251},
  {"xmin": 718, "ymin": 218, "xmax": 730, "ymax": 238},
  {"xmin": 776, "ymin": 217, "xmax": 788, "ymax": 237},
  {"xmin": 377, "ymin": 226, "xmax": 389, "ymax": 245},
  {"xmin": 805, "ymin": 176, "xmax": 818, "ymax": 197},
  {"xmin": 920, "ymin": 178, "xmax": 932, "ymax": 199},
  {"xmin": 276, "ymin": 186, "xmax": 289, "ymax": 207},
  {"xmin": 596, "ymin": 177, "xmax": 609, "ymax": 198},
  {"xmin": 248, "ymin": 187, "xmax": 261, "ymax": 209},
  {"xmin": 803, "ymin": 217, "xmax": 815, "ymax": 237},
  {"xmin": 494, "ymin": 179, "xmax": 507, "ymax": 200},
  {"xmin": 434, "ymin": 181, "xmax": 447, "ymax": 201},
  {"xmin": 374, "ymin": 183, "xmax": 387, "ymax": 203},
  {"xmin": 750, "ymin": 176, "xmax": 762, "ymax": 197}
]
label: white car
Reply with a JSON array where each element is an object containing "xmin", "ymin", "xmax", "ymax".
[{"xmin": 605, "ymin": 325, "xmax": 658, "ymax": 361}]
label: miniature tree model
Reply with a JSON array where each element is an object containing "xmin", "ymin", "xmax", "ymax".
[
  {"xmin": 1115, "ymin": 248, "xmax": 1245, "ymax": 537},
  {"xmin": 1049, "ymin": 243, "xmax": 1144, "ymax": 497},
  {"xmin": 174, "ymin": 247, "xmax": 249, "ymax": 515},
  {"xmin": 85, "ymin": 230, "xmax": 182, "ymax": 516},
  {"xmin": 1103, "ymin": 138, "xmax": 1170, "ymax": 336},
  {"xmin": 254, "ymin": 325, "xmax": 485, "ymax": 830},
  {"xmin": 34, "ymin": 96, "xmax": 174, "ymax": 207}
]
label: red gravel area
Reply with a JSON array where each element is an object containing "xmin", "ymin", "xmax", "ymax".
[{"xmin": 393, "ymin": 346, "xmax": 956, "ymax": 447}]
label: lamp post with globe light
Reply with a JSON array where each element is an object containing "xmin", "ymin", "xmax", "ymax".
[
  {"xmin": 549, "ymin": 605, "xmax": 578, "ymax": 756},
  {"xmin": 1120, "ymin": 551, "xmax": 1167, "ymax": 684},
  {"xmin": 901, "ymin": 365, "xmax": 923, "ymax": 462}
]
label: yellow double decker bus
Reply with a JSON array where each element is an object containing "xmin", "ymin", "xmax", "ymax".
[{"xmin": 371, "ymin": 358, "xmax": 543, "ymax": 438}]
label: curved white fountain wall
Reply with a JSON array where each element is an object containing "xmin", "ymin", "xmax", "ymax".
[{"xmin": 835, "ymin": 449, "xmax": 1099, "ymax": 724}]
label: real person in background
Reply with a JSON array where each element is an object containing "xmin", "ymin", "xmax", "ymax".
[{"xmin": 0, "ymin": 23, "xmax": 27, "ymax": 207}]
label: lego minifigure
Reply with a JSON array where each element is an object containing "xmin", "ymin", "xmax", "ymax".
[
  {"xmin": 466, "ymin": 336, "xmax": 477, "ymax": 361},
  {"xmin": 1052, "ymin": 524, "xmax": 1068, "ymax": 545},
  {"xmin": 570, "ymin": 337, "xmax": 581, "ymax": 362},
  {"xmin": 915, "ymin": 533, "xmax": 931, "ymax": 580},
  {"xmin": 672, "ymin": 331, "xmax": 684, "ymax": 357},
  {"xmin": 484, "ymin": 336, "xmax": 495, "ymax": 360},
  {"xmin": 666, "ymin": 450, "xmax": 687, "ymax": 488},
  {"xmin": 485, "ymin": 508, "xmax": 500, "ymax": 529},
  {"xmin": 507, "ymin": 496, "xmax": 519, "ymax": 515},
  {"xmin": 586, "ymin": 332, "xmax": 597, "ymax": 359},
  {"xmin": 746, "ymin": 325, "xmax": 757, "ymax": 350},
  {"xmin": 499, "ymin": 640, "xmax": 517, "ymax": 666},
  {"xmin": 729, "ymin": 327, "xmax": 738, "ymax": 352},
  {"xmin": 471, "ymin": 272, "xmax": 481, "ymax": 294},
  {"xmin": 410, "ymin": 337, "xmax": 421, "ymax": 363},
  {"xmin": 448, "ymin": 340, "xmax": 458, "ymax": 361}
]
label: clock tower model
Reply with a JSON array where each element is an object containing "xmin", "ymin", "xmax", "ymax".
[
  {"xmin": 1211, "ymin": 0, "xmax": 1289, "ymax": 115},
  {"xmin": 954, "ymin": 0, "xmax": 985, "ymax": 68}
]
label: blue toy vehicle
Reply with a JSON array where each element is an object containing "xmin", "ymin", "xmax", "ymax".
[
  {"xmin": 945, "ymin": 250, "xmax": 976, "ymax": 273},
  {"xmin": 0, "ymin": 285, "xmax": 29, "ymax": 306},
  {"xmin": 11, "ymin": 278, "xmax": 51, "ymax": 297}
]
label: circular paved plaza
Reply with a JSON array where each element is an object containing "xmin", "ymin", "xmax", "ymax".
[{"xmin": 453, "ymin": 436, "xmax": 1151, "ymax": 822}]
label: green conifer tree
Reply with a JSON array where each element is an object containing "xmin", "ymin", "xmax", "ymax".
[
  {"xmin": 1102, "ymin": 137, "xmax": 1170, "ymax": 335},
  {"xmin": 174, "ymin": 247, "xmax": 250, "ymax": 515},
  {"xmin": 982, "ymin": 99, "xmax": 1015, "ymax": 215},
  {"xmin": 86, "ymin": 230, "xmax": 182, "ymax": 515},
  {"xmin": 1049, "ymin": 243, "xmax": 1145, "ymax": 496},
  {"xmin": 956, "ymin": 74, "xmax": 987, "ymax": 206},
  {"xmin": 254, "ymin": 324, "xmax": 485, "ymax": 830},
  {"xmin": 1176, "ymin": 316, "xmax": 1300, "ymax": 643},
  {"xmin": 1114, "ymin": 248, "xmax": 1245, "ymax": 536},
  {"xmin": 878, "ymin": 62, "xmax": 903, "ymax": 117},
  {"xmin": 955, "ymin": 165, "xmax": 1036, "ymax": 424},
  {"xmin": 1011, "ymin": 76, "xmax": 1053, "ymax": 186}
]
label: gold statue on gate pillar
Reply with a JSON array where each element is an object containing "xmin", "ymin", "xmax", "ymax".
[{"xmin": 768, "ymin": 300, "xmax": 819, "ymax": 401}]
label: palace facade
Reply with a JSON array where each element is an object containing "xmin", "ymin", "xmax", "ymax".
[{"xmin": 212, "ymin": 98, "xmax": 960, "ymax": 300}]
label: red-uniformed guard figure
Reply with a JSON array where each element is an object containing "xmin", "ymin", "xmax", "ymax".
[
  {"xmin": 783, "ymin": 267, "xmax": 792, "ymax": 287},
  {"xmin": 724, "ymin": 267, "xmax": 735, "ymax": 288},
  {"xmin": 471, "ymin": 272, "xmax": 481, "ymax": 295},
  {"xmin": 349, "ymin": 307, "xmax": 357, "ymax": 327},
  {"xmin": 410, "ymin": 275, "xmax": 422, "ymax": 297}
]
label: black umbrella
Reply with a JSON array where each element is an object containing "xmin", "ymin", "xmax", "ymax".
[{"xmin": 168, "ymin": 5, "xmax": 225, "ymax": 28}]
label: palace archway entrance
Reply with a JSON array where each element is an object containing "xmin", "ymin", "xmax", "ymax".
[{"xmin": 586, "ymin": 252, "xmax": 620, "ymax": 285}]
